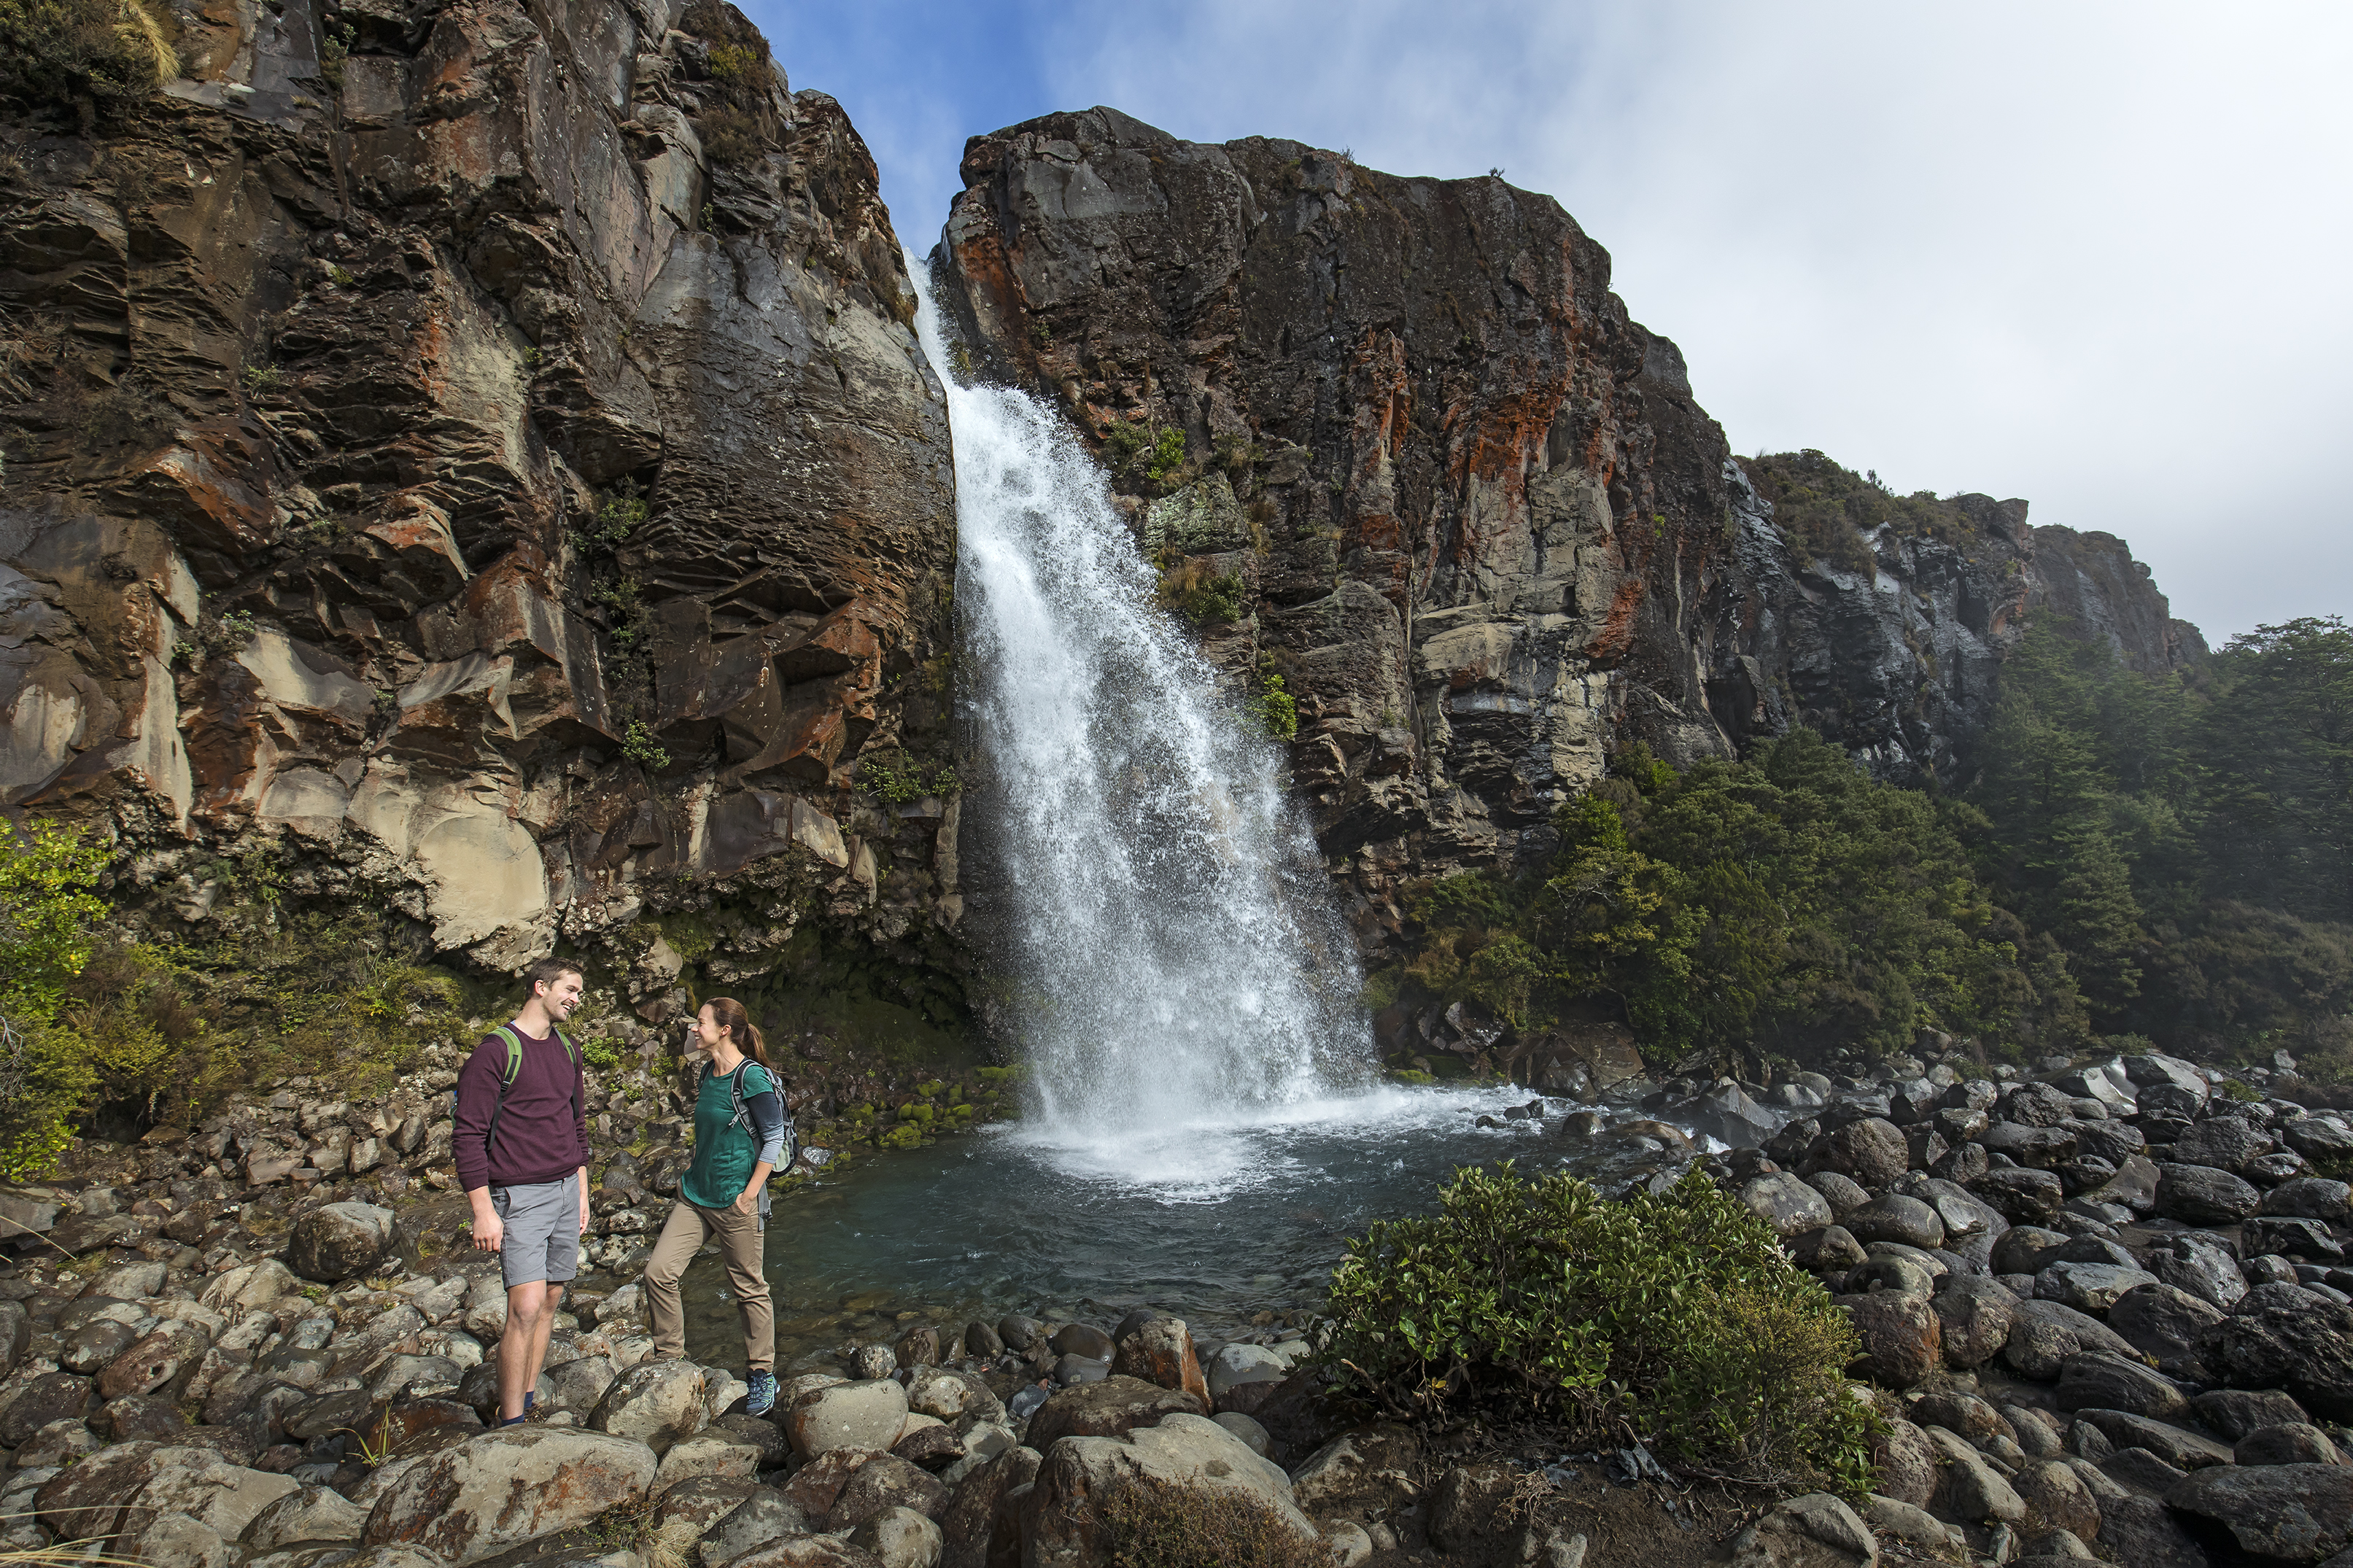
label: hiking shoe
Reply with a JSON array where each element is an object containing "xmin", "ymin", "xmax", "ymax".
[{"xmin": 745, "ymin": 1368, "xmax": 778, "ymax": 1418}]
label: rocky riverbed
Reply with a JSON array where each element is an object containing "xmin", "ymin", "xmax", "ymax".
[{"xmin": 2, "ymin": 1040, "xmax": 2350, "ymax": 1567}]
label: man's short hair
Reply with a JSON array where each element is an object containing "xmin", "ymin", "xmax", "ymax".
[{"xmin": 523, "ymin": 956, "xmax": 585, "ymax": 995}]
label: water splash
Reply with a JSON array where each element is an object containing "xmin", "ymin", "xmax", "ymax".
[{"xmin": 912, "ymin": 271, "xmax": 1374, "ymax": 1163}]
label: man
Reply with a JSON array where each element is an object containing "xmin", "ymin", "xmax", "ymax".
[{"xmin": 454, "ymin": 956, "xmax": 591, "ymax": 1426}]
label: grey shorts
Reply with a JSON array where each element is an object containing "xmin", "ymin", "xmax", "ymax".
[{"xmin": 492, "ymin": 1173, "xmax": 583, "ymax": 1289}]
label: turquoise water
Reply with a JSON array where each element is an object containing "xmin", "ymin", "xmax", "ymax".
[{"xmin": 672, "ymin": 1081, "xmax": 1570, "ymax": 1368}]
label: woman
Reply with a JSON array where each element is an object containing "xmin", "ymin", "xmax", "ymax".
[{"xmin": 642, "ymin": 997, "xmax": 786, "ymax": 1418}]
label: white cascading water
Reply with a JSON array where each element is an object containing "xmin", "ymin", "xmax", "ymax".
[{"xmin": 912, "ymin": 274, "xmax": 1377, "ymax": 1189}]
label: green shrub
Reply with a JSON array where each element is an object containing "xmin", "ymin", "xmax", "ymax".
[
  {"xmin": 0, "ymin": 0, "xmax": 175, "ymax": 112},
  {"xmin": 1157, "ymin": 562, "xmax": 1244, "ymax": 628},
  {"xmin": 622, "ymin": 720, "xmax": 670, "ymax": 770},
  {"xmin": 1317, "ymin": 1163, "xmax": 1875, "ymax": 1492},
  {"xmin": 859, "ymin": 748, "xmax": 958, "ymax": 805},
  {"xmin": 1098, "ymin": 1476, "xmax": 1334, "ymax": 1568},
  {"xmin": 0, "ymin": 820, "xmax": 106, "ymax": 1175},
  {"xmin": 1104, "ymin": 421, "xmax": 1190, "ymax": 494},
  {"xmin": 1244, "ymin": 664, "xmax": 1298, "ymax": 741}
]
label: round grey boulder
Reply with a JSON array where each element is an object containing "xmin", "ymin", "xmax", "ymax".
[{"xmin": 286, "ymin": 1203, "xmax": 397, "ymax": 1284}]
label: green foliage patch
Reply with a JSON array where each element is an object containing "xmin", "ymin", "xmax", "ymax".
[
  {"xmin": 1105, "ymin": 421, "xmax": 1190, "ymax": 494},
  {"xmin": 1741, "ymin": 450, "xmax": 1979, "ymax": 578},
  {"xmin": 858, "ymin": 748, "xmax": 960, "ymax": 805},
  {"xmin": 0, "ymin": 0, "xmax": 175, "ymax": 112},
  {"xmin": 1318, "ymin": 1163, "xmax": 1875, "ymax": 1492}
]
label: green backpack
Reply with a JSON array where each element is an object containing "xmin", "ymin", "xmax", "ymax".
[{"xmin": 483, "ymin": 1025, "xmax": 582, "ymax": 1154}]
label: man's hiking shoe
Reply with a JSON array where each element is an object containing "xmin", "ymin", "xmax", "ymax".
[{"xmin": 745, "ymin": 1369, "xmax": 778, "ymax": 1418}]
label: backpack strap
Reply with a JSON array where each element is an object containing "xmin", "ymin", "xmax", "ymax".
[{"xmin": 484, "ymin": 1025, "xmax": 524, "ymax": 1154}]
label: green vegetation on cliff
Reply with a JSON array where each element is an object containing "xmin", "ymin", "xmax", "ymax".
[
  {"xmin": 1380, "ymin": 612, "xmax": 2353, "ymax": 1074},
  {"xmin": 1319, "ymin": 1163, "xmax": 1873, "ymax": 1491},
  {"xmin": 0, "ymin": 0, "xmax": 175, "ymax": 113}
]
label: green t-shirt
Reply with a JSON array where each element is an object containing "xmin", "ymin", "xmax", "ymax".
[{"xmin": 682, "ymin": 1060, "xmax": 777, "ymax": 1211}]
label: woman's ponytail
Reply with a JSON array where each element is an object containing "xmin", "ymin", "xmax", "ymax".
[{"xmin": 707, "ymin": 996, "xmax": 770, "ymax": 1071}]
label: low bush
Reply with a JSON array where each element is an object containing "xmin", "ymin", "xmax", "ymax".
[
  {"xmin": 1317, "ymin": 1163, "xmax": 1875, "ymax": 1493},
  {"xmin": 1099, "ymin": 1476, "xmax": 1333, "ymax": 1568}
]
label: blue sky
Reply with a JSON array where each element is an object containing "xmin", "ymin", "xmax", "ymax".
[{"xmin": 746, "ymin": 1, "xmax": 2353, "ymax": 645}]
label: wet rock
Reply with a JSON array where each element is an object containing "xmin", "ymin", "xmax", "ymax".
[
  {"xmin": 2284, "ymin": 1117, "xmax": 2353, "ymax": 1165},
  {"xmin": 1048, "ymin": 1324, "xmax": 1114, "ymax": 1362},
  {"xmin": 896, "ymin": 1327, "xmax": 942, "ymax": 1370},
  {"xmin": 287, "ymin": 1203, "xmax": 398, "ymax": 1283},
  {"xmin": 1982, "ymin": 1122, "xmax": 2079, "ymax": 1169},
  {"xmin": 963, "ymin": 1322, "xmax": 1002, "ymax": 1359},
  {"xmin": 2264, "ymin": 1178, "xmax": 2353, "ymax": 1221},
  {"xmin": 2249, "ymin": 1215, "xmax": 2347, "ymax": 1261},
  {"xmin": 996, "ymin": 1316, "xmax": 1044, "ymax": 1353},
  {"xmin": 1993, "ymin": 1225, "xmax": 2070, "ymax": 1276},
  {"xmin": 1728, "ymin": 1491, "xmax": 1877, "ymax": 1567},
  {"xmin": 788, "ymin": 1378, "xmax": 910, "ymax": 1459},
  {"xmin": 2001, "ymin": 1083, "xmax": 2078, "ymax": 1128},
  {"xmin": 360, "ymin": 1427, "xmax": 656, "ymax": 1562},
  {"xmin": 828, "ymin": 1453, "xmax": 950, "ymax": 1529},
  {"xmin": 1848, "ymin": 1254, "xmax": 1937, "ymax": 1297},
  {"xmin": 2054, "ymin": 1351, "xmax": 2187, "ymax": 1420},
  {"xmin": 2155, "ymin": 1162, "xmax": 2263, "ymax": 1224},
  {"xmin": 2166, "ymin": 1462, "xmax": 2353, "ymax": 1563},
  {"xmin": 1020, "ymin": 1413, "xmax": 1315, "ymax": 1566},
  {"xmin": 1837, "ymin": 1294, "xmax": 1941, "ymax": 1389},
  {"xmin": 1023, "ymin": 1374, "xmax": 1205, "ymax": 1453},
  {"xmin": 852, "ymin": 1344, "xmax": 899, "ymax": 1382}
]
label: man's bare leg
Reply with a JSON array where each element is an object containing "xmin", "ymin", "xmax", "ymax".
[{"xmin": 497, "ymin": 1280, "xmax": 563, "ymax": 1420}]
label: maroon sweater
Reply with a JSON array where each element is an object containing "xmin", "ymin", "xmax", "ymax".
[{"xmin": 453, "ymin": 1026, "xmax": 589, "ymax": 1192}]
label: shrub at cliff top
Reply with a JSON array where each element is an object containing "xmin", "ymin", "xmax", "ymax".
[
  {"xmin": 0, "ymin": 0, "xmax": 176, "ymax": 112},
  {"xmin": 1317, "ymin": 1163, "xmax": 1875, "ymax": 1493}
]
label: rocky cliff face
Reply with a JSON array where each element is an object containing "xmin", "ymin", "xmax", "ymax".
[
  {"xmin": 2028, "ymin": 524, "xmax": 2207, "ymax": 675},
  {"xmin": 0, "ymin": 0, "xmax": 964, "ymax": 1022},
  {"xmin": 932, "ymin": 110, "xmax": 2068, "ymax": 960}
]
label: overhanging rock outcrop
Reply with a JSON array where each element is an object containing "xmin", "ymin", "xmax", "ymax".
[
  {"xmin": 0, "ymin": 0, "xmax": 961, "ymax": 988},
  {"xmin": 931, "ymin": 109, "xmax": 2059, "ymax": 959}
]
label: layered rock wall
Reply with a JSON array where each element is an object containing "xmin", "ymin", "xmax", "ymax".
[
  {"xmin": 932, "ymin": 110, "xmax": 2074, "ymax": 958},
  {"xmin": 1, "ymin": 0, "xmax": 963, "ymax": 1009}
]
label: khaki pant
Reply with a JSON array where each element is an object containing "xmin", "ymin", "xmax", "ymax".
[{"xmin": 643, "ymin": 1199, "xmax": 773, "ymax": 1373}]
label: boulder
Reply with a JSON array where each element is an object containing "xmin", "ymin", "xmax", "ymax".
[
  {"xmin": 1842, "ymin": 1195, "xmax": 1944, "ymax": 1250},
  {"xmin": 2167, "ymin": 1462, "xmax": 2353, "ymax": 1563},
  {"xmin": 1837, "ymin": 1293, "xmax": 1940, "ymax": 1389},
  {"xmin": 2208, "ymin": 1289, "xmax": 2353, "ymax": 1421},
  {"xmin": 1922, "ymin": 1425, "xmax": 2026, "ymax": 1526},
  {"xmin": 1975, "ymin": 1168, "xmax": 2066, "ymax": 1225},
  {"xmin": 1205, "ymin": 1343, "xmax": 1287, "ymax": 1400},
  {"xmin": 360, "ymin": 1427, "xmax": 658, "ymax": 1564},
  {"xmin": 0, "ymin": 1371, "xmax": 90, "ymax": 1444},
  {"xmin": 2264, "ymin": 1178, "xmax": 2353, "ymax": 1221},
  {"xmin": 2011, "ymin": 1458, "xmax": 2101, "ymax": 1540},
  {"xmin": 656, "ymin": 1432, "xmax": 762, "ymax": 1489},
  {"xmin": 850, "ymin": 1505, "xmax": 943, "ymax": 1568},
  {"xmin": 244, "ymin": 1484, "xmax": 371, "ymax": 1550},
  {"xmin": 2107, "ymin": 1283, "xmax": 2224, "ymax": 1381},
  {"xmin": 698, "ymin": 1486, "xmax": 810, "ymax": 1568},
  {"xmin": 787, "ymin": 1378, "xmax": 910, "ymax": 1459},
  {"xmin": 2053, "ymin": 1351, "xmax": 2187, "ymax": 1420},
  {"xmin": 729, "ymin": 1539, "xmax": 888, "ymax": 1568},
  {"xmin": 1109, "ymin": 1315, "xmax": 1210, "ymax": 1405},
  {"xmin": 1728, "ymin": 1491, "xmax": 1877, "ymax": 1567},
  {"xmin": 2070, "ymin": 1410, "xmax": 2233, "ymax": 1469},
  {"xmin": 829, "ymin": 1453, "xmax": 950, "ymax": 1529},
  {"xmin": 2155, "ymin": 1163, "xmax": 2262, "ymax": 1224},
  {"xmin": 939, "ymin": 1445, "xmax": 1041, "ymax": 1568},
  {"xmin": 1805, "ymin": 1171, "xmax": 1871, "ymax": 1216},
  {"xmin": 586, "ymin": 1358, "xmax": 708, "ymax": 1455},
  {"xmin": 1021, "ymin": 1413, "xmax": 1313, "ymax": 1568},
  {"xmin": 2002, "ymin": 1300, "xmax": 2147, "ymax": 1381},
  {"xmin": 1023, "ymin": 1375, "xmax": 1205, "ymax": 1453},
  {"xmin": 1869, "ymin": 1419, "xmax": 1939, "ymax": 1509},
  {"xmin": 1738, "ymin": 1173, "xmax": 1833, "ymax": 1238},
  {"xmin": 287, "ymin": 1203, "xmax": 398, "ymax": 1284},
  {"xmin": 2035, "ymin": 1262, "xmax": 2159, "ymax": 1314},
  {"xmin": 1932, "ymin": 1276, "xmax": 2021, "ymax": 1369},
  {"xmin": 2172, "ymin": 1116, "xmax": 2276, "ymax": 1173},
  {"xmin": 2148, "ymin": 1231, "xmax": 2249, "ymax": 1310},
  {"xmin": 117, "ymin": 1451, "xmax": 300, "ymax": 1544},
  {"xmin": 1049, "ymin": 1324, "xmax": 1115, "ymax": 1361},
  {"xmin": 2238, "ymin": 1422, "xmax": 2342, "ymax": 1466},
  {"xmin": 1806, "ymin": 1119, "xmax": 1910, "ymax": 1187},
  {"xmin": 1288, "ymin": 1424, "xmax": 1421, "ymax": 1517},
  {"xmin": 1993, "ymin": 1225, "xmax": 2071, "ymax": 1276},
  {"xmin": 1790, "ymin": 1226, "xmax": 1866, "ymax": 1273},
  {"xmin": 2195, "ymin": 1387, "xmax": 2312, "ymax": 1440}
]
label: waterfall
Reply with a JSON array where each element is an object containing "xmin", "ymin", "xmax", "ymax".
[{"xmin": 912, "ymin": 273, "xmax": 1375, "ymax": 1181}]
